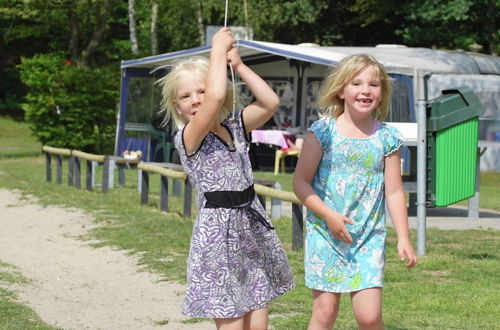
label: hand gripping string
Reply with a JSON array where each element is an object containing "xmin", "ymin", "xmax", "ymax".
[
  {"xmin": 224, "ymin": 0, "xmax": 237, "ymax": 121},
  {"xmin": 224, "ymin": 0, "xmax": 246, "ymax": 152}
]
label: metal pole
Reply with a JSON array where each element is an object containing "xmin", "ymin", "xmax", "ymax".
[
  {"xmin": 416, "ymin": 100, "xmax": 427, "ymax": 256},
  {"xmin": 292, "ymin": 203, "xmax": 304, "ymax": 251},
  {"xmin": 45, "ymin": 152, "xmax": 52, "ymax": 182}
]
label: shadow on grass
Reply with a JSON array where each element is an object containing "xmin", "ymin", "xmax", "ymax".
[
  {"xmin": 0, "ymin": 151, "xmax": 41, "ymax": 160},
  {"xmin": 467, "ymin": 253, "xmax": 498, "ymax": 260}
]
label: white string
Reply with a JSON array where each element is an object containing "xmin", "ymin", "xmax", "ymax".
[
  {"xmin": 224, "ymin": 0, "xmax": 229, "ymax": 27},
  {"xmin": 224, "ymin": 0, "xmax": 237, "ymax": 121}
]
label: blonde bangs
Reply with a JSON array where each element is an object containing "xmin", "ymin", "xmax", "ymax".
[
  {"xmin": 316, "ymin": 54, "xmax": 393, "ymax": 121},
  {"xmin": 156, "ymin": 57, "xmax": 237, "ymax": 130}
]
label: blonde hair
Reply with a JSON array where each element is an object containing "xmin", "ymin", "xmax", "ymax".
[
  {"xmin": 156, "ymin": 57, "xmax": 236, "ymax": 130},
  {"xmin": 317, "ymin": 54, "xmax": 392, "ymax": 121}
]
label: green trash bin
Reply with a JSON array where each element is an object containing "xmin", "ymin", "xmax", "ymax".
[{"xmin": 426, "ymin": 87, "xmax": 481, "ymax": 207}]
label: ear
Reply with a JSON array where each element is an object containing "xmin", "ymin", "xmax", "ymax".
[
  {"xmin": 338, "ymin": 85, "xmax": 345, "ymax": 100},
  {"xmin": 172, "ymin": 99, "xmax": 182, "ymax": 115}
]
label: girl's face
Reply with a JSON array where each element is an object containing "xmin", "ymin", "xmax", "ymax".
[
  {"xmin": 173, "ymin": 71, "xmax": 205, "ymax": 122},
  {"xmin": 339, "ymin": 65, "xmax": 382, "ymax": 118}
]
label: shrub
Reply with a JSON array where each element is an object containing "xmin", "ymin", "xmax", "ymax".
[{"xmin": 18, "ymin": 53, "xmax": 119, "ymax": 154}]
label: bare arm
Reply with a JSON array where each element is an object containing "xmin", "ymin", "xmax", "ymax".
[
  {"xmin": 183, "ymin": 28, "xmax": 234, "ymax": 154},
  {"xmin": 293, "ymin": 131, "xmax": 354, "ymax": 243},
  {"xmin": 227, "ymin": 48, "xmax": 280, "ymax": 132},
  {"xmin": 384, "ymin": 150, "xmax": 417, "ymax": 268}
]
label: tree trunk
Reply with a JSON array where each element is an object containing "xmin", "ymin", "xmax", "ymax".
[
  {"xmin": 196, "ymin": 0, "xmax": 205, "ymax": 46},
  {"xmin": 128, "ymin": 0, "xmax": 139, "ymax": 55},
  {"xmin": 68, "ymin": 0, "xmax": 79, "ymax": 62},
  {"xmin": 243, "ymin": 0, "xmax": 249, "ymax": 40},
  {"xmin": 81, "ymin": 0, "xmax": 110, "ymax": 67},
  {"xmin": 151, "ymin": 0, "xmax": 158, "ymax": 55},
  {"xmin": 487, "ymin": 0, "xmax": 497, "ymax": 55}
]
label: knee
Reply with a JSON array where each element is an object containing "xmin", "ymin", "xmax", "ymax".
[
  {"xmin": 312, "ymin": 304, "xmax": 337, "ymax": 327},
  {"xmin": 355, "ymin": 313, "xmax": 383, "ymax": 329}
]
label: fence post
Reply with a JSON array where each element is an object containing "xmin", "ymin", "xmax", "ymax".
[
  {"xmin": 68, "ymin": 156, "xmax": 74, "ymax": 186},
  {"xmin": 74, "ymin": 157, "xmax": 81, "ymax": 189},
  {"xmin": 141, "ymin": 170, "xmax": 149, "ymax": 205},
  {"xmin": 118, "ymin": 165, "xmax": 125, "ymax": 186},
  {"xmin": 183, "ymin": 179, "xmax": 192, "ymax": 218},
  {"xmin": 91, "ymin": 161, "xmax": 97, "ymax": 187},
  {"xmin": 271, "ymin": 182, "xmax": 282, "ymax": 219},
  {"xmin": 292, "ymin": 203, "xmax": 303, "ymax": 250},
  {"xmin": 45, "ymin": 152, "xmax": 52, "ymax": 182},
  {"xmin": 56, "ymin": 155, "xmax": 63, "ymax": 184},
  {"xmin": 173, "ymin": 179, "xmax": 181, "ymax": 196},
  {"xmin": 160, "ymin": 176, "xmax": 168, "ymax": 212},
  {"xmin": 102, "ymin": 156, "xmax": 110, "ymax": 193},
  {"xmin": 86, "ymin": 160, "xmax": 92, "ymax": 191}
]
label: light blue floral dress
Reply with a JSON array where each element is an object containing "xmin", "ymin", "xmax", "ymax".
[{"xmin": 305, "ymin": 117, "xmax": 402, "ymax": 292}]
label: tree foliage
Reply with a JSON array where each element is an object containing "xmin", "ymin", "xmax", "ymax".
[
  {"xmin": 1, "ymin": 0, "xmax": 498, "ymax": 151},
  {"xmin": 18, "ymin": 53, "xmax": 119, "ymax": 153}
]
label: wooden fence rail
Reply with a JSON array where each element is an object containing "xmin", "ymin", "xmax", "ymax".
[
  {"xmin": 70, "ymin": 150, "xmax": 109, "ymax": 192},
  {"xmin": 42, "ymin": 146, "xmax": 305, "ymax": 250},
  {"xmin": 254, "ymin": 184, "xmax": 304, "ymax": 250},
  {"xmin": 137, "ymin": 162, "xmax": 192, "ymax": 218},
  {"xmin": 41, "ymin": 146, "xmax": 71, "ymax": 185},
  {"xmin": 137, "ymin": 161, "xmax": 304, "ymax": 250},
  {"xmin": 42, "ymin": 146, "xmax": 110, "ymax": 192}
]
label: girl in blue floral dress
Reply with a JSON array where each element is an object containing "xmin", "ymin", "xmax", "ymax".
[
  {"xmin": 294, "ymin": 54, "xmax": 417, "ymax": 330},
  {"xmin": 157, "ymin": 27, "xmax": 294, "ymax": 329}
]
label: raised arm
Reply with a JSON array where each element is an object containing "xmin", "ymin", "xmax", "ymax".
[
  {"xmin": 227, "ymin": 48, "xmax": 280, "ymax": 132},
  {"xmin": 384, "ymin": 150, "xmax": 417, "ymax": 268},
  {"xmin": 183, "ymin": 28, "xmax": 234, "ymax": 154},
  {"xmin": 293, "ymin": 131, "xmax": 354, "ymax": 244}
]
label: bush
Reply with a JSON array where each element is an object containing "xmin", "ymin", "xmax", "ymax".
[{"xmin": 18, "ymin": 53, "xmax": 119, "ymax": 154}]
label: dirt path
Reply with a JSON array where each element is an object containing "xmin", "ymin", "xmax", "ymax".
[{"xmin": 0, "ymin": 188, "xmax": 213, "ymax": 330}]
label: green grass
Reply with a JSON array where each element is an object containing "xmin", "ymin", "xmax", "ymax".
[
  {"xmin": 0, "ymin": 117, "xmax": 42, "ymax": 159},
  {"xmin": 0, "ymin": 116, "xmax": 500, "ymax": 329},
  {"xmin": 0, "ymin": 262, "xmax": 61, "ymax": 329}
]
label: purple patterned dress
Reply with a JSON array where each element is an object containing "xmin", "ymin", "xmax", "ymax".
[{"xmin": 175, "ymin": 110, "xmax": 295, "ymax": 319}]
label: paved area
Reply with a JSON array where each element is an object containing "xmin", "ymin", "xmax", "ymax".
[
  {"xmin": 268, "ymin": 201, "xmax": 500, "ymax": 231},
  {"xmin": 407, "ymin": 205, "xmax": 500, "ymax": 230}
]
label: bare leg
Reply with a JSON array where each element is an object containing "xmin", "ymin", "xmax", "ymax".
[
  {"xmin": 351, "ymin": 288, "xmax": 384, "ymax": 330},
  {"xmin": 214, "ymin": 316, "xmax": 244, "ymax": 330},
  {"xmin": 243, "ymin": 307, "xmax": 268, "ymax": 330},
  {"xmin": 308, "ymin": 289, "xmax": 341, "ymax": 330}
]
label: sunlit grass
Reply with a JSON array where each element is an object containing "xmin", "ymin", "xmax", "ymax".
[{"xmin": 0, "ymin": 116, "xmax": 499, "ymax": 329}]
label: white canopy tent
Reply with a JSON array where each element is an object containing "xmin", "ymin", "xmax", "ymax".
[{"xmin": 117, "ymin": 39, "xmax": 500, "ymax": 170}]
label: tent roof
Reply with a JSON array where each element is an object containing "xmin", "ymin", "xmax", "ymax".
[{"xmin": 121, "ymin": 39, "xmax": 500, "ymax": 76}]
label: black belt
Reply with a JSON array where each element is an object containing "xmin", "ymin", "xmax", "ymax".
[{"xmin": 204, "ymin": 185, "xmax": 274, "ymax": 231}]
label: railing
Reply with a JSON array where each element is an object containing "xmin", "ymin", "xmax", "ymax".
[
  {"xmin": 70, "ymin": 150, "xmax": 109, "ymax": 192},
  {"xmin": 42, "ymin": 145, "xmax": 305, "ymax": 250},
  {"xmin": 137, "ymin": 162, "xmax": 192, "ymax": 218},
  {"xmin": 42, "ymin": 146, "xmax": 71, "ymax": 184}
]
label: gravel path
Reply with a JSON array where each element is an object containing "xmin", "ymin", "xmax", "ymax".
[
  {"xmin": 1, "ymin": 187, "xmax": 498, "ymax": 330},
  {"xmin": 0, "ymin": 188, "xmax": 213, "ymax": 330}
]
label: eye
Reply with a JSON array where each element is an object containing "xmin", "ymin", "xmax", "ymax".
[
  {"xmin": 370, "ymin": 82, "xmax": 381, "ymax": 87},
  {"xmin": 351, "ymin": 81, "xmax": 361, "ymax": 86}
]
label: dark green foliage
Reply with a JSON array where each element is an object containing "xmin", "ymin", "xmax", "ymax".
[{"xmin": 18, "ymin": 53, "xmax": 119, "ymax": 153}]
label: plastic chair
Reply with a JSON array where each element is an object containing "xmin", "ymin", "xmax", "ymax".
[
  {"xmin": 149, "ymin": 124, "xmax": 173, "ymax": 162},
  {"xmin": 273, "ymin": 137, "xmax": 303, "ymax": 175}
]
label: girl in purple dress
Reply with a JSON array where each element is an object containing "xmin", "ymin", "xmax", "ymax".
[{"xmin": 157, "ymin": 27, "xmax": 294, "ymax": 329}]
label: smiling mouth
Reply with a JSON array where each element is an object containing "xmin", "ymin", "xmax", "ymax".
[{"xmin": 358, "ymin": 98, "xmax": 373, "ymax": 103}]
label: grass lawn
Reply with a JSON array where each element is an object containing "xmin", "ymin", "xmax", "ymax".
[{"xmin": 0, "ymin": 116, "xmax": 499, "ymax": 329}]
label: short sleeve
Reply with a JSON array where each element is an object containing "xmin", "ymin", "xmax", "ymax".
[
  {"xmin": 308, "ymin": 117, "xmax": 333, "ymax": 150},
  {"xmin": 381, "ymin": 123, "xmax": 403, "ymax": 156}
]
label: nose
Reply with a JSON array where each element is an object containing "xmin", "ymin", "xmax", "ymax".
[
  {"xmin": 191, "ymin": 93, "xmax": 201, "ymax": 104},
  {"xmin": 360, "ymin": 83, "xmax": 371, "ymax": 94}
]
